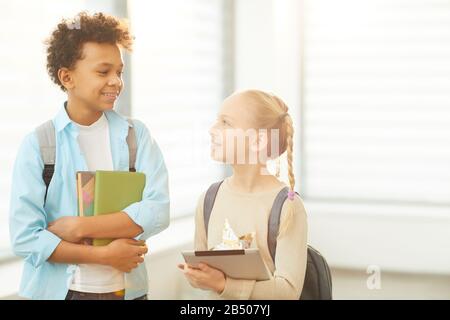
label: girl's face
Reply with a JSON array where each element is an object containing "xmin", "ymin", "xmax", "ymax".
[{"xmin": 209, "ymin": 94, "xmax": 267, "ymax": 164}]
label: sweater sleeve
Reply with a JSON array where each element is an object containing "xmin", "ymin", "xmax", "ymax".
[
  {"xmin": 218, "ymin": 196, "xmax": 308, "ymax": 300},
  {"xmin": 194, "ymin": 192, "xmax": 208, "ymax": 251}
]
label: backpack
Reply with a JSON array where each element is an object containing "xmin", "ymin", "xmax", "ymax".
[
  {"xmin": 203, "ymin": 181, "xmax": 333, "ymax": 300},
  {"xmin": 35, "ymin": 118, "xmax": 137, "ymax": 204}
]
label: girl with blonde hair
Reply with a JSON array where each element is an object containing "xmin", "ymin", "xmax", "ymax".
[{"xmin": 179, "ymin": 89, "xmax": 308, "ymax": 299}]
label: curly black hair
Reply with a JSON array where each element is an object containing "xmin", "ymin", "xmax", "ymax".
[{"xmin": 45, "ymin": 11, "xmax": 133, "ymax": 91}]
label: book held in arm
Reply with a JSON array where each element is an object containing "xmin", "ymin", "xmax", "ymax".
[
  {"xmin": 92, "ymin": 170, "xmax": 146, "ymax": 246},
  {"xmin": 76, "ymin": 171, "xmax": 95, "ymax": 218},
  {"xmin": 76, "ymin": 170, "xmax": 146, "ymax": 246}
]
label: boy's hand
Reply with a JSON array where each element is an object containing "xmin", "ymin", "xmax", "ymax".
[
  {"xmin": 177, "ymin": 262, "xmax": 226, "ymax": 294},
  {"xmin": 103, "ymin": 239, "xmax": 148, "ymax": 273},
  {"xmin": 48, "ymin": 216, "xmax": 84, "ymax": 243}
]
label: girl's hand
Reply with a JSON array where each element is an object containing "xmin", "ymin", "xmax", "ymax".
[
  {"xmin": 103, "ymin": 239, "xmax": 148, "ymax": 273},
  {"xmin": 48, "ymin": 216, "xmax": 84, "ymax": 243},
  {"xmin": 178, "ymin": 262, "xmax": 226, "ymax": 294}
]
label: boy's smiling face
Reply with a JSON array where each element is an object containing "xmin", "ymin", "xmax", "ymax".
[{"xmin": 64, "ymin": 42, "xmax": 124, "ymax": 112}]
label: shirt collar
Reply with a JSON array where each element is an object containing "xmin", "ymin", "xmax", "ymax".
[
  {"xmin": 53, "ymin": 102, "xmax": 72, "ymax": 132},
  {"xmin": 53, "ymin": 101, "xmax": 133, "ymax": 133}
]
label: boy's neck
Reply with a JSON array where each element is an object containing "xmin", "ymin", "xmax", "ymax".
[
  {"xmin": 229, "ymin": 164, "xmax": 283, "ymax": 193},
  {"xmin": 66, "ymin": 96, "xmax": 103, "ymax": 126}
]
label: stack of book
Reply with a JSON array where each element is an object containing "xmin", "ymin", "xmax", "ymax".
[{"xmin": 76, "ymin": 170, "xmax": 146, "ymax": 246}]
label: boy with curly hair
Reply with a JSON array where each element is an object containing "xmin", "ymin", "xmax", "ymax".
[{"xmin": 9, "ymin": 12, "xmax": 170, "ymax": 300}]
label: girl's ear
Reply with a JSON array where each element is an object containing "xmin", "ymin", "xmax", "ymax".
[
  {"xmin": 250, "ymin": 130, "xmax": 268, "ymax": 152},
  {"xmin": 58, "ymin": 67, "xmax": 75, "ymax": 90}
]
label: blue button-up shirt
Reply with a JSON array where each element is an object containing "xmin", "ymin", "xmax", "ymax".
[{"xmin": 9, "ymin": 104, "xmax": 170, "ymax": 299}]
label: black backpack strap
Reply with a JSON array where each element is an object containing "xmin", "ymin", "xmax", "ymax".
[
  {"xmin": 267, "ymin": 187, "xmax": 290, "ymax": 262},
  {"xmin": 203, "ymin": 180, "xmax": 224, "ymax": 236},
  {"xmin": 126, "ymin": 119, "xmax": 137, "ymax": 172},
  {"xmin": 35, "ymin": 120, "xmax": 56, "ymax": 204}
]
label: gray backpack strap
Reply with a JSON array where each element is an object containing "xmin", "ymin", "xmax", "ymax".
[
  {"xmin": 36, "ymin": 120, "xmax": 56, "ymax": 165},
  {"xmin": 35, "ymin": 120, "xmax": 56, "ymax": 203},
  {"xmin": 126, "ymin": 119, "xmax": 137, "ymax": 172},
  {"xmin": 35, "ymin": 118, "xmax": 137, "ymax": 205},
  {"xmin": 203, "ymin": 180, "xmax": 224, "ymax": 236},
  {"xmin": 267, "ymin": 189, "xmax": 333, "ymax": 300},
  {"xmin": 267, "ymin": 187, "xmax": 290, "ymax": 262}
]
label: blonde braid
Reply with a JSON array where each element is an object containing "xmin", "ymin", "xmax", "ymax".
[
  {"xmin": 278, "ymin": 113, "xmax": 296, "ymax": 236},
  {"xmin": 271, "ymin": 94, "xmax": 295, "ymax": 192},
  {"xmin": 285, "ymin": 115, "xmax": 295, "ymax": 192},
  {"xmin": 238, "ymin": 90, "xmax": 297, "ymax": 236}
]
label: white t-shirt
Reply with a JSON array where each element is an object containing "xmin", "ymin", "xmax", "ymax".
[{"xmin": 70, "ymin": 113, "xmax": 125, "ymax": 293}]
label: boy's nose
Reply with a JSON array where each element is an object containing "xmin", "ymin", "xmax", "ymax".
[{"xmin": 108, "ymin": 75, "xmax": 122, "ymax": 87}]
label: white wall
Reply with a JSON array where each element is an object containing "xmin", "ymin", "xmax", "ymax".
[{"xmin": 233, "ymin": 0, "xmax": 450, "ymax": 276}]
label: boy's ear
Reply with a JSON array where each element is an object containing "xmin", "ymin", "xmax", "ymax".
[{"xmin": 58, "ymin": 67, "xmax": 74, "ymax": 90}]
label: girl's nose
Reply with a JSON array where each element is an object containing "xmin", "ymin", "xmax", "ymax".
[
  {"xmin": 209, "ymin": 125, "xmax": 223, "ymax": 140},
  {"xmin": 209, "ymin": 124, "xmax": 217, "ymax": 136}
]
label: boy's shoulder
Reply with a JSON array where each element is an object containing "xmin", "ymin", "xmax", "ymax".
[
  {"xmin": 106, "ymin": 110, "xmax": 151, "ymax": 137},
  {"xmin": 22, "ymin": 129, "xmax": 41, "ymax": 151},
  {"xmin": 129, "ymin": 117, "xmax": 153, "ymax": 142},
  {"xmin": 13, "ymin": 129, "xmax": 44, "ymax": 168},
  {"xmin": 128, "ymin": 117, "xmax": 146, "ymax": 131}
]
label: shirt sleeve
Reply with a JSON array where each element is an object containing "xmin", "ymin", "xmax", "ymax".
[
  {"xmin": 218, "ymin": 197, "xmax": 308, "ymax": 300},
  {"xmin": 122, "ymin": 120, "xmax": 170, "ymax": 240},
  {"xmin": 9, "ymin": 132, "xmax": 62, "ymax": 268}
]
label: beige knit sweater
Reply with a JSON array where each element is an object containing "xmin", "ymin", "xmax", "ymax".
[{"xmin": 194, "ymin": 178, "xmax": 308, "ymax": 300}]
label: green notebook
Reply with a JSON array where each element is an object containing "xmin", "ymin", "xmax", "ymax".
[{"xmin": 93, "ymin": 170, "xmax": 146, "ymax": 246}]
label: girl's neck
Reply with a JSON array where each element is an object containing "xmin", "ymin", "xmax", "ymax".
[
  {"xmin": 66, "ymin": 96, "xmax": 103, "ymax": 126},
  {"xmin": 229, "ymin": 164, "xmax": 283, "ymax": 193}
]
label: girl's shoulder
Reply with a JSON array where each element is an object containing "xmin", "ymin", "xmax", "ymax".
[
  {"xmin": 196, "ymin": 190, "xmax": 207, "ymax": 209},
  {"xmin": 196, "ymin": 180, "xmax": 226, "ymax": 216},
  {"xmin": 281, "ymin": 193, "xmax": 308, "ymax": 220}
]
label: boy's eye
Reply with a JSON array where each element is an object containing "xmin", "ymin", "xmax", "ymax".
[
  {"xmin": 117, "ymin": 71, "xmax": 123, "ymax": 77},
  {"xmin": 98, "ymin": 71, "xmax": 108, "ymax": 75}
]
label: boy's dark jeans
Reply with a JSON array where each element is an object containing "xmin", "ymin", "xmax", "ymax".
[{"xmin": 65, "ymin": 290, "xmax": 147, "ymax": 300}]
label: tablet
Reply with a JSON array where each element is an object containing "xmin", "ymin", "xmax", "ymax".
[{"xmin": 181, "ymin": 248, "xmax": 271, "ymax": 281}]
